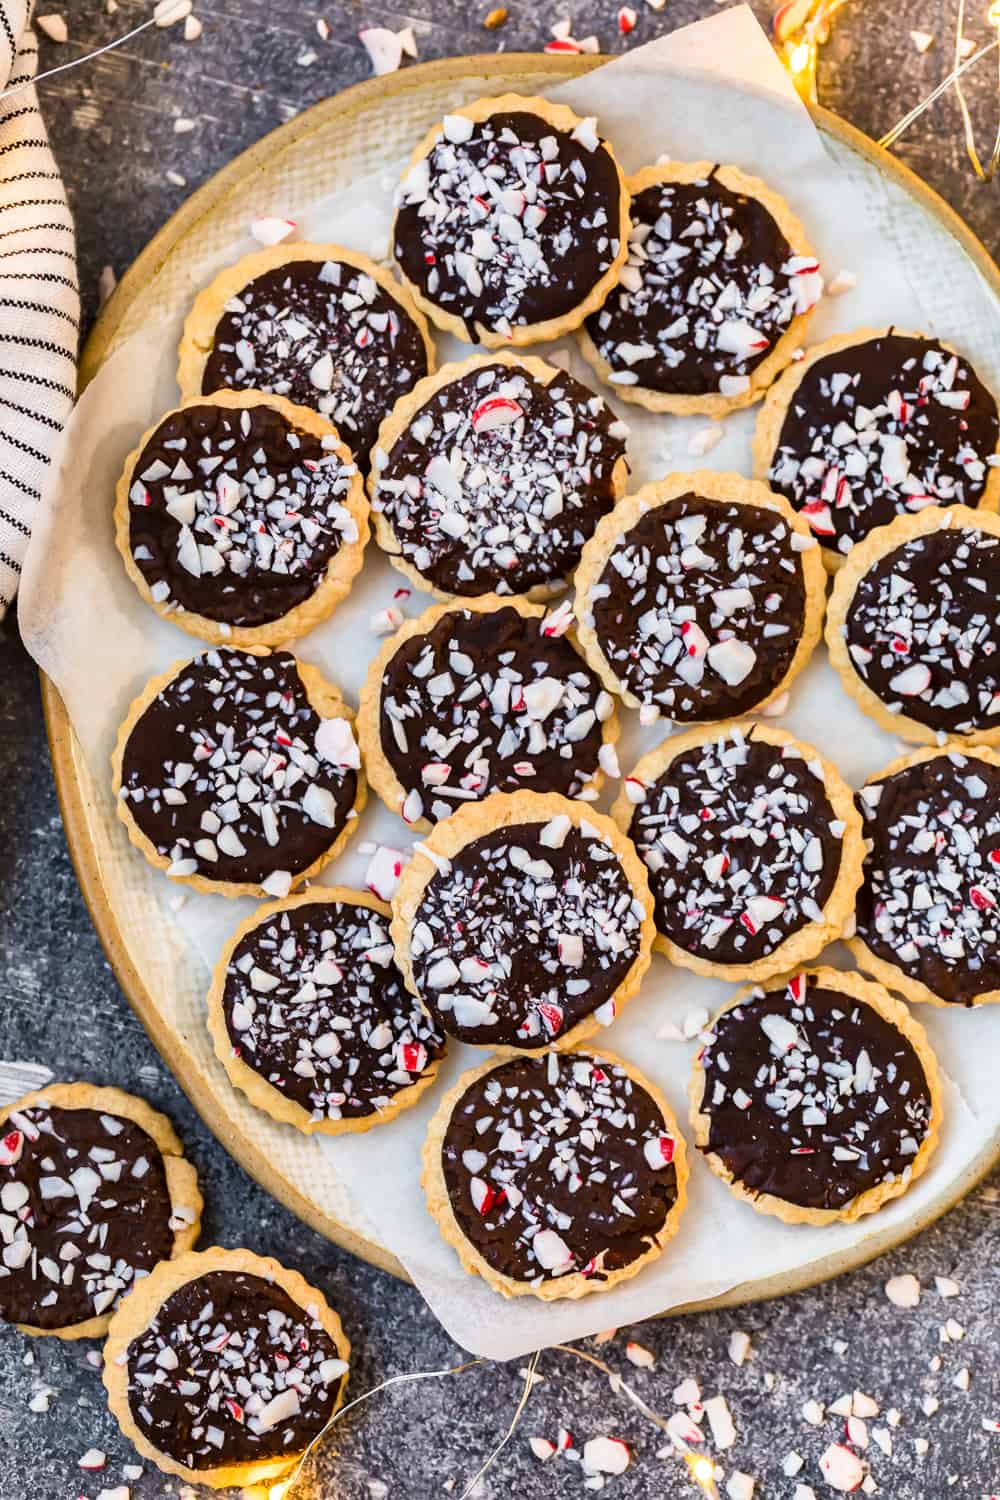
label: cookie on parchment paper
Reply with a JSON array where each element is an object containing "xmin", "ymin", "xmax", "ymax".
[
  {"xmin": 689, "ymin": 966, "xmax": 943, "ymax": 1225},
  {"xmin": 579, "ymin": 160, "xmax": 821, "ymax": 415},
  {"xmin": 422, "ymin": 1048, "xmax": 688, "ymax": 1300},
  {"xmin": 392, "ymin": 93, "xmax": 630, "ymax": 348}
]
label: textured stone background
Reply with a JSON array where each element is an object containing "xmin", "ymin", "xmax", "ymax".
[{"xmin": 0, "ymin": 2, "xmax": 998, "ymax": 1497}]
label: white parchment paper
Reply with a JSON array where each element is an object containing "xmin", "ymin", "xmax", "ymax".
[{"xmin": 20, "ymin": 8, "xmax": 1000, "ymax": 1358}]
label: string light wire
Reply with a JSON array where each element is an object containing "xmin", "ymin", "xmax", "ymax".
[{"xmin": 0, "ymin": 15, "xmax": 162, "ymax": 102}]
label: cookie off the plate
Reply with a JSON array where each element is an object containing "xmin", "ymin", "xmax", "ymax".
[
  {"xmin": 613, "ymin": 722, "xmax": 864, "ymax": 982},
  {"xmin": 579, "ymin": 161, "xmax": 822, "ymax": 415},
  {"xmin": 574, "ymin": 471, "xmax": 825, "ymax": 724},
  {"xmin": 356, "ymin": 594, "xmax": 618, "ymax": 832},
  {"xmin": 422, "ymin": 1049, "xmax": 688, "ymax": 1299},
  {"xmin": 390, "ymin": 790, "xmax": 654, "ymax": 1051},
  {"xmin": 116, "ymin": 391, "xmax": 368, "ymax": 648},
  {"xmin": 850, "ymin": 745, "xmax": 1000, "ymax": 1008},
  {"xmin": 112, "ymin": 647, "xmax": 365, "ymax": 898},
  {"xmin": 753, "ymin": 327, "xmax": 1000, "ymax": 567},
  {"xmin": 689, "ymin": 967, "xmax": 943, "ymax": 1225},
  {"xmin": 826, "ymin": 504, "xmax": 1000, "ymax": 746},
  {"xmin": 392, "ymin": 93, "xmax": 629, "ymax": 347},
  {"xmin": 208, "ymin": 887, "xmax": 447, "ymax": 1134},
  {"xmin": 177, "ymin": 242, "xmax": 434, "ymax": 473},
  {"xmin": 369, "ymin": 351, "xmax": 629, "ymax": 601},
  {"xmin": 103, "ymin": 1246, "xmax": 350, "ymax": 1489},
  {"xmin": 0, "ymin": 1084, "xmax": 201, "ymax": 1338}
]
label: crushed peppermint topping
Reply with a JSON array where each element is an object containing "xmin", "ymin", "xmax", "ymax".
[
  {"xmin": 221, "ymin": 898, "xmax": 445, "ymax": 1124},
  {"xmin": 440, "ymin": 1051, "xmax": 679, "ymax": 1284},
  {"xmin": 699, "ymin": 973, "xmax": 933, "ymax": 1211},
  {"xmin": 0, "ymin": 1103, "xmax": 177, "ymax": 1329},
  {"xmin": 118, "ymin": 649, "xmax": 360, "ymax": 890},
  {"xmin": 409, "ymin": 814, "xmax": 647, "ymax": 1047},
  {"xmin": 372, "ymin": 361, "xmax": 627, "ymax": 597},
  {"xmin": 584, "ymin": 492, "xmax": 810, "ymax": 720},
  {"xmin": 393, "ymin": 107, "xmax": 622, "ymax": 339},
  {"xmin": 126, "ymin": 401, "xmax": 360, "ymax": 629},
  {"xmin": 767, "ymin": 333, "xmax": 999, "ymax": 556},
  {"xmin": 375, "ymin": 603, "xmax": 613, "ymax": 823},
  {"xmin": 125, "ymin": 1269, "xmax": 347, "ymax": 1469},
  {"xmin": 842, "ymin": 518, "xmax": 1000, "ymax": 738},
  {"xmin": 198, "ymin": 256, "xmax": 429, "ymax": 470},
  {"xmin": 628, "ymin": 728, "xmax": 845, "ymax": 967},
  {"xmin": 585, "ymin": 171, "xmax": 820, "ymax": 397},
  {"xmin": 855, "ymin": 752, "xmax": 1000, "ymax": 1005}
]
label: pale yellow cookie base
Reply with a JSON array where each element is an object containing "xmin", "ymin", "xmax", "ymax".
[
  {"xmin": 207, "ymin": 885, "xmax": 448, "ymax": 1134},
  {"xmin": 114, "ymin": 390, "xmax": 370, "ymax": 649},
  {"xmin": 103, "ymin": 1245, "xmax": 350, "ymax": 1490},
  {"xmin": 848, "ymin": 742, "xmax": 1000, "ymax": 1007},
  {"xmin": 111, "ymin": 649, "xmax": 366, "ymax": 899},
  {"xmin": 176, "ymin": 239, "xmax": 435, "ymax": 405},
  {"xmin": 390, "ymin": 93, "xmax": 630, "ymax": 350},
  {"xmin": 0, "ymin": 1083, "xmax": 202, "ymax": 1340},
  {"xmin": 421, "ymin": 1047, "xmax": 689, "ymax": 1300},
  {"xmin": 688, "ymin": 966, "xmax": 944, "ymax": 1226},
  {"xmin": 390, "ymin": 789, "xmax": 655, "ymax": 1053},
  {"xmin": 356, "ymin": 592, "xmax": 620, "ymax": 833},
  {"xmin": 573, "ymin": 470, "xmax": 827, "ymax": 719},
  {"xmin": 825, "ymin": 504, "xmax": 1000, "ymax": 748},
  {"xmin": 610, "ymin": 721, "xmax": 865, "ymax": 983},
  {"xmin": 576, "ymin": 162, "xmax": 819, "ymax": 416},
  {"xmin": 751, "ymin": 326, "xmax": 1000, "ymax": 574},
  {"xmin": 368, "ymin": 349, "xmax": 630, "ymax": 602}
]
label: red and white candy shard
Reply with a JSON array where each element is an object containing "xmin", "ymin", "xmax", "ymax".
[
  {"xmin": 819, "ymin": 1443, "xmax": 866, "ymax": 1492},
  {"xmin": 582, "ymin": 1436, "xmax": 631, "ymax": 1475}
]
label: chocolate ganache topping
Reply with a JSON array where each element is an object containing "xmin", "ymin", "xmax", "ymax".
[
  {"xmin": 118, "ymin": 649, "xmax": 359, "ymax": 894},
  {"xmin": 126, "ymin": 1270, "xmax": 347, "ymax": 1469},
  {"xmin": 199, "ymin": 257, "xmax": 429, "ymax": 469},
  {"xmin": 408, "ymin": 814, "xmax": 646, "ymax": 1048},
  {"xmin": 0, "ymin": 1104, "xmax": 175, "ymax": 1329},
  {"xmin": 378, "ymin": 605, "xmax": 613, "ymax": 823},
  {"xmin": 440, "ymin": 1052, "xmax": 679, "ymax": 1284},
  {"xmin": 699, "ymin": 973, "xmax": 933, "ymax": 1210},
  {"xmin": 843, "ymin": 521, "xmax": 1000, "ymax": 738},
  {"xmin": 373, "ymin": 361, "xmax": 628, "ymax": 597},
  {"xmin": 126, "ymin": 401, "xmax": 360, "ymax": 629},
  {"xmin": 856, "ymin": 752, "xmax": 1000, "ymax": 1004},
  {"xmin": 587, "ymin": 493, "xmax": 811, "ymax": 719},
  {"xmin": 584, "ymin": 172, "xmax": 820, "ymax": 399},
  {"xmin": 394, "ymin": 109, "xmax": 623, "ymax": 340},
  {"xmin": 767, "ymin": 333, "xmax": 999, "ymax": 556},
  {"xmin": 628, "ymin": 728, "xmax": 845, "ymax": 965},
  {"xmin": 222, "ymin": 899, "xmax": 445, "ymax": 1124}
]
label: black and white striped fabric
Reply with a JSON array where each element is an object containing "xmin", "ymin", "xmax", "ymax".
[{"xmin": 0, "ymin": 2, "xmax": 78, "ymax": 613}]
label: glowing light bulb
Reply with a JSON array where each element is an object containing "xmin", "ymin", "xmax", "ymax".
[{"xmin": 789, "ymin": 40, "xmax": 811, "ymax": 72}]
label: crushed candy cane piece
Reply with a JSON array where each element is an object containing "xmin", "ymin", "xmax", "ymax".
[
  {"xmin": 820, "ymin": 1444, "xmax": 866, "ymax": 1491},
  {"xmin": 885, "ymin": 1273, "xmax": 921, "ymax": 1308},
  {"xmin": 250, "ymin": 217, "xmax": 297, "ymax": 247},
  {"xmin": 37, "ymin": 12, "xmax": 69, "ymax": 40},
  {"xmin": 583, "ymin": 1436, "xmax": 631, "ymax": 1475}
]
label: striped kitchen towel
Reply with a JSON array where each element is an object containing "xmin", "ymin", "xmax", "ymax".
[{"xmin": 0, "ymin": 1, "xmax": 78, "ymax": 614}]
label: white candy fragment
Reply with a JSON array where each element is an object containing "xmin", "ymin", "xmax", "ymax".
[
  {"xmin": 910, "ymin": 29, "xmax": 934, "ymax": 51},
  {"xmin": 582, "ymin": 1436, "xmax": 630, "ymax": 1475},
  {"xmin": 153, "ymin": 0, "xmax": 191, "ymax": 25},
  {"xmin": 532, "ymin": 1228, "xmax": 572, "ymax": 1272},
  {"xmin": 705, "ymin": 1394, "xmax": 736, "ymax": 1449},
  {"xmin": 728, "ymin": 1330, "xmax": 751, "ymax": 1366},
  {"xmin": 360, "ymin": 26, "xmax": 415, "ymax": 75},
  {"xmin": 688, "ymin": 424, "xmax": 724, "ymax": 457},
  {"xmin": 529, "ymin": 1436, "xmax": 557, "ymax": 1461},
  {"xmin": 36, "ymin": 13, "xmax": 68, "ymax": 41},
  {"xmin": 365, "ymin": 845, "xmax": 404, "ymax": 902},
  {"xmin": 819, "ymin": 1443, "xmax": 866, "ymax": 1491},
  {"xmin": 885, "ymin": 1272, "xmax": 921, "ymax": 1308},
  {"xmin": 250, "ymin": 217, "xmax": 296, "ymax": 247},
  {"xmin": 626, "ymin": 1341, "xmax": 655, "ymax": 1369},
  {"xmin": 315, "ymin": 716, "xmax": 361, "ymax": 769}
]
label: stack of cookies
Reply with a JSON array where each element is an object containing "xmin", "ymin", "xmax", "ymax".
[{"xmin": 104, "ymin": 91, "xmax": 999, "ymax": 1357}]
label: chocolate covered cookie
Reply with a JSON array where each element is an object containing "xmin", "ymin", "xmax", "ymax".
[
  {"xmin": 177, "ymin": 243, "xmax": 434, "ymax": 471},
  {"xmin": 827, "ymin": 505, "xmax": 1000, "ymax": 746},
  {"xmin": 613, "ymin": 723, "xmax": 864, "ymax": 981},
  {"xmin": 579, "ymin": 162, "xmax": 821, "ymax": 415},
  {"xmin": 574, "ymin": 472, "xmax": 825, "ymax": 723},
  {"xmin": 850, "ymin": 746, "xmax": 1000, "ymax": 1007},
  {"xmin": 690, "ymin": 967, "xmax": 942, "ymax": 1224},
  {"xmin": 370, "ymin": 352, "xmax": 629, "ymax": 601},
  {"xmin": 423, "ymin": 1049, "xmax": 688, "ymax": 1299},
  {"xmin": 104, "ymin": 1247, "xmax": 350, "ymax": 1489},
  {"xmin": 113, "ymin": 647, "xmax": 365, "ymax": 898},
  {"xmin": 209, "ymin": 888, "xmax": 447, "ymax": 1134},
  {"xmin": 754, "ymin": 328, "xmax": 1000, "ymax": 566},
  {"xmin": 391, "ymin": 791, "xmax": 654, "ymax": 1050},
  {"xmin": 116, "ymin": 392, "xmax": 368, "ymax": 647},
  {"xmin": 0, "ymin": 1084, "xmax": 201, "ymax": 1338},
  {"xmin": 392, "ymin": 93, "xmax": 629, "ymax": 347},
  {"xmin": 357, "ymin": 594, "xmax": 618, "ymax": 831}
]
